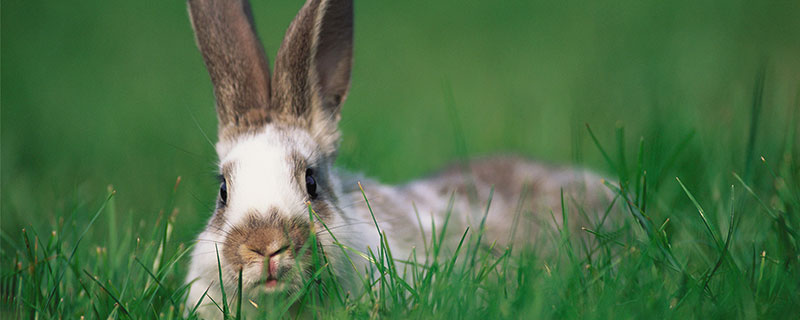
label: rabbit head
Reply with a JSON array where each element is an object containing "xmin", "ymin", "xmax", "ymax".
[{"xmin": 185, "ymin": 0, "xmax": 354, "ymax": 299}]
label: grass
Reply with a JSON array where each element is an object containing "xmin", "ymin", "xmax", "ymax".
[
  {"xmin": 2, "ymin": 0, "xmax": 800, "ymax": 318},
  {"xmin": 2, "ymin": 109, "xmax": 799, "ymax": 318}
]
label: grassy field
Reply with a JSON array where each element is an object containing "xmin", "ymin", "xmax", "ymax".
[{"xmin": 2, "ymin": 0, "xmax": 800, "ymax": 318}]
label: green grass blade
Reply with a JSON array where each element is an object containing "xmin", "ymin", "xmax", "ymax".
[
  {"xmin": 83, "ymin": 269, "xmax": 130, "ymax": 317},
  {"xmin": 676, "ymin": 177, "xmax": 723, "ymax": 250},
  {"xmin": 586, "ymin": 123, "xmax": 619, "ymax": 175},
  {"xmin": 235, "ymin": 268, "xmax": 242, "ymax": 320},
  {"xmin": 215, "ymin": 244, "xmax": 229, "ymax": 317},
  {"xmin": 44, "ymin": 189, "xmax": 116, "ymax": 309}
]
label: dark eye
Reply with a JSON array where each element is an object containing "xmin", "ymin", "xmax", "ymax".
[
  {"xmin": 305, "ymin": 168, "xmax": 317, "ymax": 199},
  {"xmin": 219, "ymin": 179, "xmax": 228, "ymax": 206}
]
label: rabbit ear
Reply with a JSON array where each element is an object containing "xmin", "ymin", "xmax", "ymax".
[
  {"xmin": 271, "ymin": 0, "xmax": 353, "ymax": 150},
  {"xmin": 188, "ymin": 0, "xmax": 272, "ymax": 133}
]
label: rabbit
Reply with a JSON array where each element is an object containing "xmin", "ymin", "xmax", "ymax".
[{"xmin": 184, "ymin": 0, "xmax": 616, "ymax": 318}]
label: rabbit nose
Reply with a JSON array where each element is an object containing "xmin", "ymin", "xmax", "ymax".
[
  {"xmin": 248, "ymin": 245, "xmax": 287, "ymax": 278},
  {"xmin": 267, "ymin": 255, "xmax": 279, "ymax": 277},
  {"xmin": 248, "ymin": 244, "xmax": 288, "ymax": 274}
]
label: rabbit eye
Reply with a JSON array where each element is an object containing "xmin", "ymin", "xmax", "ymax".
[
  {"xmin": 219, "ymin": 179, "xmax": 228, "ymax": 206},
  {"xmin": 305, "ymin": 168, "xmax": 317, "ymax": 199}
]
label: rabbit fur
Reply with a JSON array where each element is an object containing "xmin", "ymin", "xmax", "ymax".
[{"xmin": 184, "ymin": 0, "xmax": 615, "ymax": 318}]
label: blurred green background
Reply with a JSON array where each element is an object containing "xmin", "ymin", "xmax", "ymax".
[{"xmin": 2, "ymin": 0, "xmax": 799, "ymax": 244}]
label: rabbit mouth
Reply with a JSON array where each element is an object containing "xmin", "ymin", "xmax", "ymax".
[{"xmin": 252, "ymin": 277, "xmax": 286, "ymax": 292}]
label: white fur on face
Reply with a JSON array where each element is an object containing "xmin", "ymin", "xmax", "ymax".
[{"xmin": 216, "ymin": 125, "xmax": 318, "ymax": 227}]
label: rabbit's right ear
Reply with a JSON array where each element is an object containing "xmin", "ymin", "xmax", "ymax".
[
  {"xmin": 271, "ymin": 0, "xmax": 353, "ymax": 155},
  {"xmin": 187, "ymin": 0, "xmax": 272, "ymax": 135}
]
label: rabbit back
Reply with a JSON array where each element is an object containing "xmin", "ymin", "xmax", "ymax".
[{"xmin": 341, "ymin": 156, "xmax": 617, "ymax": 259}]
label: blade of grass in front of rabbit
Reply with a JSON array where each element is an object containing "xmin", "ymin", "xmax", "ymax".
[
  {"xmin": 508, "ymin": 181, "xmax": 532, "ymax": 253},
  {"xmin": 595, "ymin": 193, "xmax": 620, "ymax": 235},
  {"xmin": 235, "ymin": 268, "xmax": 242, "ymax": 320},
  {"xmin": 469, "ymin": 186, "xmax": 494, "ymax": 269},
  {"xmin": 559, "ymin": 189, "xmax": 576, "ymax": 263},
  {"xmin": 357, "ymin": 181, "xmax": 395, "ymax": 298},
  {"xmin": 307, "ymin": 203, "xmax": 372, "ymax": 301},
  {"xmin": 380, "ymin": 229, "xmax": 419, "ymax": 302},
  {"xmin": 299, "ymin": 206, "xmax": 321, "ymax": 312},
  {"xmin": 214, "ymin": 244, "xmax": 229, "ymax": 316},
  {"xmin": 475, "ymin": 243, "xmax": 510, "ymax": 283},
  {"xmin": 357, "ymin": 180, "xmax": 390, "ymax": 287},
  {"xmin": 433, "ymin": 192, "xmax": 456, "ymax": 266},
  {"xmin": 276, "ymin": 262, "xmax": 329, "ymax": 318},
  {"xmin": 379, "ymin": 230, "xmax": 399, "ymax": 301},
  {"xmin": 446, "ymin": 227, "xmax": 470, "ymax": 275},
  {"xmin": 166, "ymin": 255, "xmax": 200, "ymax": 310},
  {"xmin": 411, "ymin": 202, "xmax": 429, "ymax": 260},
  {"xmin": 282, "ymin": 223, "xmax": 319, "ymax": 314},
  {"xmin": 189, "ymin": 284, "xmax": 211, "ymax": 316}
]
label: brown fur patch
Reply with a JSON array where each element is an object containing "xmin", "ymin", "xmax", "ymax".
[
  {"xmin": 432, "ymin": 156, "xmax": 534, "ymax": 202},
  {"xmin": 222, "ymin": 209, "xmax": 311, "ymax": 270}
]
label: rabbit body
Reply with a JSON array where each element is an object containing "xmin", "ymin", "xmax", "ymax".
[
  {"xmin": 184, "ymin": 0, "xmax": 614, "ymax": 318},
  {"xmin": 340, "ymin": 156, "xmax": 611, "ymax": 260}
]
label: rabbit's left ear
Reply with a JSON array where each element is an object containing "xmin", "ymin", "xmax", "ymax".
[
  {"xmin": 271, "ymin": 0, "xmax": 353, "ymax": 152},
  {"xmin": 187, "ymin": 0, "xmax": 273, "ymax": 134}
]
